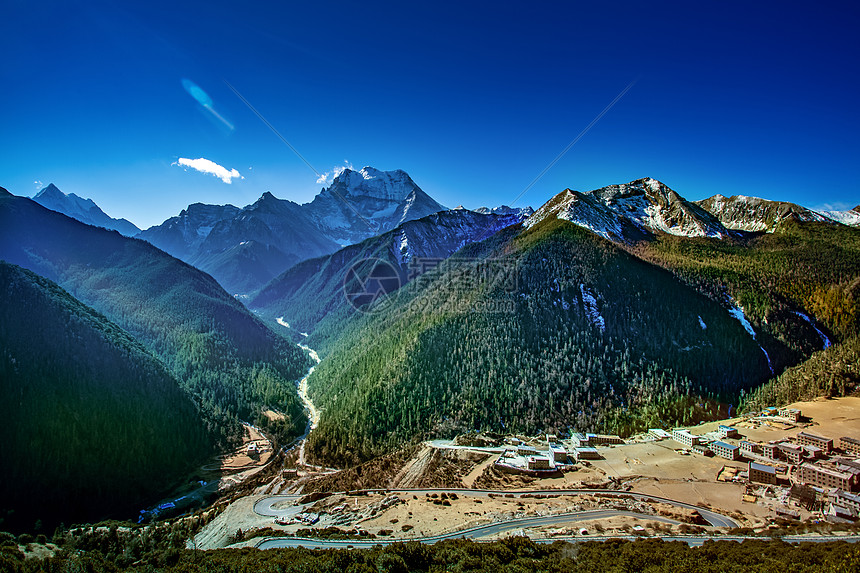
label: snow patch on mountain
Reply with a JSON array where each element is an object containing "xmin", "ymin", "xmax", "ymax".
[
  {"xmin": 526, "ymin": 178, "xmax": 729, "ymax": 242},
  {"xmin": 728, "ymin": 304, "xmax": 756, "ymax": 337},
  {"xmin": 793, "ymin": 311, "xmax": 832, "ymax": 349},
  {"xmin": 727, "ymin": 301, "xmax": 775, "ymax": 374},
  {"xmin": 698, "ymin": 316, "xmax": 707, "ymax": 330},
  {"xmin": 819, "ymin": 209, "xmax": 860, "ymax": 227},
  {"xmin": 580, "ymin": 285, "xmax": 605, "ymax": 332}
]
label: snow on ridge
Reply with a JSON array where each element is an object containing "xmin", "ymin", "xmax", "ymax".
[
  {"xmin": 820, "ymin": 209, "xmax": 860, "ymax": 227},
  {"xmin": 727, "ymin": 302, "xmax": 775, "ymax": 375},
  {"xmin": 728, "ymin": 303, "xmax": 756, "ymax": 338},
  {"xmin": 580, "ymin": 284, "xmax": 606, "ymax": 332},
  {"xmin": 793, "ymin": 311, "xmax": 832, "ymax": 349}
]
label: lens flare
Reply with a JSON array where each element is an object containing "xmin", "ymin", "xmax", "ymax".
[{"xmin": 181, "ymin": 78, "xmax": 233, "ymax": 131}]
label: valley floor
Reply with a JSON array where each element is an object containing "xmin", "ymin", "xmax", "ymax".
[{"xmin": 190, "ymin": 396, "xmax": 860, "ymax": 550}]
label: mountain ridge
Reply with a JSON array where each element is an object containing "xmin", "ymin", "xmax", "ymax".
[
  {"xmin": 526, "ymin": 177, "xmax": 730, "ymax": 242},
  {"xmin": 138, "ymin": 166, "xmax": 447, "ymax": 295},
  {"xmin": 0, "ymin": 261, "xmax": 210, "ymax": 530},
  {"xmin": 33, "ymin": 183, "xmax": 141, "ymax": 236}
]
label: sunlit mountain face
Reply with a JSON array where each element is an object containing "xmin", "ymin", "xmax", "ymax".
[{"xmin": 2, "ymin": 0, "xmax": 859, "ymax": 566}]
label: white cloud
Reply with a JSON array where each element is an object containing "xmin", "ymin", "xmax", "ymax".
[
  {"xmin": 174, "ymin": 157, "xmax": 244, "ymax": 184},
  {"xmin": 34, "ymin": 180, "xmax": 43, "ymax": 188},
  {"xmin": 812, "ymin": 201, "xmax": 853, "ymax": 212},
  {"xmin": 316, "ymin": 160, "xmax": 354, "ymax": 186}
]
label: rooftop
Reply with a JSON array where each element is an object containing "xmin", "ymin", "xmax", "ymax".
[
  {"xmin": 712, "ymin": 441, "xmax": 739, "ymax": 451},
  {"xmin": 749, "ymin": 462, "xmax": 776, "ymax": 474}
]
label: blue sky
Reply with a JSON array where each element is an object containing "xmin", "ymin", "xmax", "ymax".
[{"xmin": 1, "ymin": 0, "xmax": 858, "ymax": 229}]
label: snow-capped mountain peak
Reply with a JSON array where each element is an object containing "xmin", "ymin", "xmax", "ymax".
[
  {"xmin": 305, "ymin": 166, "xmax": 446, "ymax": 245},
  {"xmin": 32, "ymin": 183, "xmax": 140, "ymax": 237},
  {"xmin": 526, "ymin": 178, "xmax": 729, "ymax": 241},
  {"xmin": 696, "ymin": 193, "xmax": 836, "ymax": 232}
]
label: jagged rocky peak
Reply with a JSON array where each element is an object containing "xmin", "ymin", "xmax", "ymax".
[
  {"xmin": 474, "ymin": 205, "xmax": 535, "ymax": 218},
  {"xmin": 322, "ymin": 167, "xmax": 418, "ymax": 202},
  {"xmin": 31, "ymin": 183, "xmax": 141, "ymax": 237},
  {"xmin": 35, "ymin": 183, "xmax": 65, "ymax": 199},
  {"xmin": 853, "ymin": 205, "xmax": 860, "ymax": 213},
  {"xmin": 696, "ymin": 193, "xmax": 833, "ymax": 232},
  {"xmin": 526, "ymin": 178, "xmax": 729, "ymax": 241},
  {"xmin": 179, "ymin": 202, "xmax": 240, "ymax": 219}
]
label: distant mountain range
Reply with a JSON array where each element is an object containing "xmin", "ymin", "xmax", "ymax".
[
  {"xmin": 138, "ymin": 167, "xmax": 447, "ymax": 295},
  {"xmin": 525, "ymin": 177, "xmax": 859, "ymax": 242},
  {"xmin": 33, "ymin": 183, "xmax": 141, "ymax": 236},
  {"xmin": 29, "ymin": 175, "xmax": 858, "ymax": 300}
]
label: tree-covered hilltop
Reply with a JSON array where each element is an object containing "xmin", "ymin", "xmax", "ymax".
[
  {"xmin": 742, "ymin": 335, "xmax": 860, "ymax": 412},
  {"xmin": 0, "ymin": 536, "xmax": 857, "ymax": 573},
  {"xmin": 0, "ymin": 194, "xmax": 311, "ymax": 448},
  {"xmin": 305, "ymin": 219, "xmax": 791, "ymax": 466},
  {"xmin": 633, "ymin": 220, "xmax": 860, "ymax": 348},
  {"xmin": 0, "ymin": 262, "xmax": 210, "ymax": 532},
  {"xmin": 631, "ymin": 220, "xmax": 860, "ymax": 412}
]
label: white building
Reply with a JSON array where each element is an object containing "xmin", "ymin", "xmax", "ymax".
[
  {"xmin": 672, "ymin": 429, "xmax": 701, "ymax": 448},
  {"xmin": 718, "ymin": 425, "xmax": 739, "ymax": 438}
]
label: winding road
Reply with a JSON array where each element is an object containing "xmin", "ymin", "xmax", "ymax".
[
  {"xmin": 257, "ymin": 509, "xmax": 681, "ymax": 549},
  {"xmin": 254, "ymin": 487, "xmax": 738, "ymax": 528}
]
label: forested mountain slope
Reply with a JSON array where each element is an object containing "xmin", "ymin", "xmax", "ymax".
[
  {"xmin": 0, "ymin": 193, "xmax": 310, "ymax": 446},
  {"xmin": 0, "ymin": 262, "xmax": 209, "ymax": 531},
  {"xmin": 305, "ymin": 219, "xmax": 787, "ymax": 466},
  {"xmin": 250, "ymin": 208, "xmax": 525, "ymax": 337}
]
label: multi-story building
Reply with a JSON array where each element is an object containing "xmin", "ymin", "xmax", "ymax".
[
  {"xmin": 549, "ymin": 444, "xmax": 568, "ymax": 463},
  {"xmin": 839, "ymin": 436, "xmax": 860, "ymax": 456},
  {"xmin": 527, "ymin": 456, "xmax": 551, "ymax": 470},
  {"xmin": 796, "ymin": 432, "xmax": 833, "ymax": 453},
  {"xmin": 778, "ymin": 443, "xmax": 804, "ymax": 464},
  {"xmin": 749, "ymin": 462, "xmax": 777, "ymax": 485},
  {"xmin": 672, "ymin": 429, "xmax": 701, "ymax": 448},
  {"xmin": 740, "ymin": 440, "xmax": 760, "ymax": 457},
  {"xmin": 586, "ymin": 433, "xmax": 624, "ymax": 445},
  {"xmin": 798, "ymin": 463, "xmax": 858, "ymax": 491},
  {"xmin": 761, "ymin": 442, "xmax": 781, "ymax": 461},
  {"xmin": 692, "ymin": 444, "xmax": 713, "ymax": 456},
  {"xmin": 829, "ymin": 489, "xmax": 860, "ymax": 517},
  {"xmin": 778, "ymin": 408, "xmax": 801, "ymax": 422},
  {"xmin": 711, "ymin": 441, "xmax": 740, "ymax": 460},
  {"xmin": 718, "ymin": 425, "xmax": 739, "ymax": 438},
  {"xmin": 517, "ymin": 444, "xmax": 538, "ymax": 456},
  {"xmin": 574, "ymin": 447, "xmax": 600, "ymax": 460}
]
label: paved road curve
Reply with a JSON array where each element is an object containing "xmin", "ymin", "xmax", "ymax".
[
  {"xmin": 257, "ymin": 509, "xmax": 680, "ymax": 549},
  {"xmin": 253, "ymin": 487, "xmax": 739, "ymax": 528}
]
